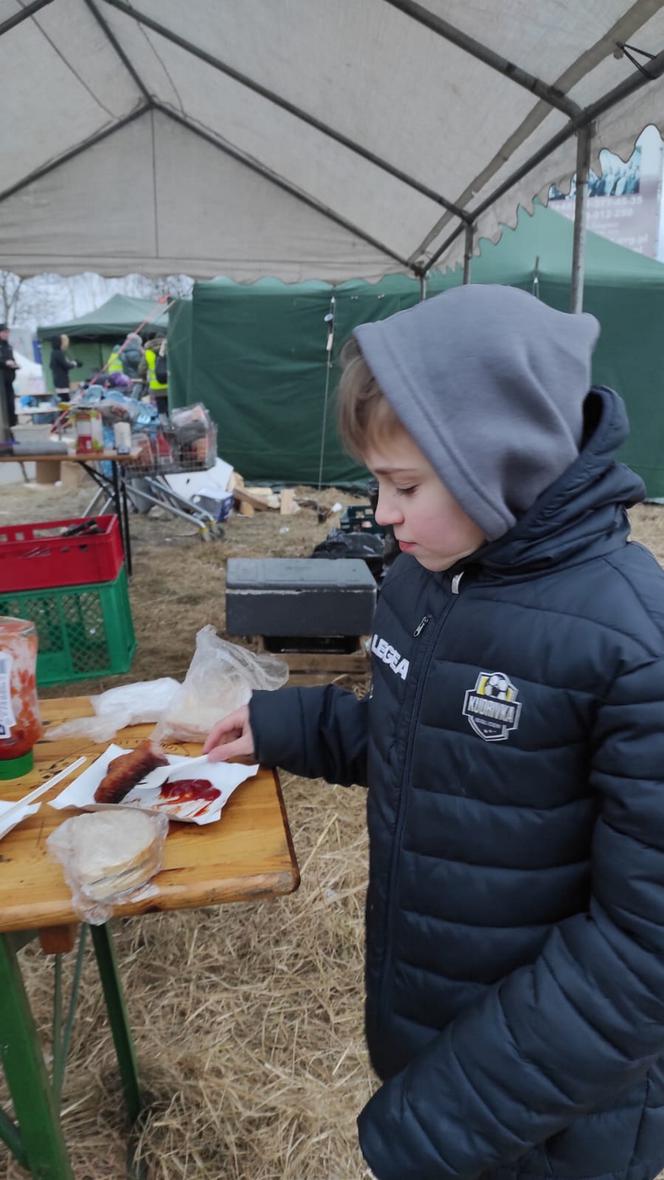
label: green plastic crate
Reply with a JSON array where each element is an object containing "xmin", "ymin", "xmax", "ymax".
[{"xmin": 0, "ymin": 566, "xmax": 136, "ymax": 685}]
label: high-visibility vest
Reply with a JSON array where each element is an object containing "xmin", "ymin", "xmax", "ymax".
[
  {"xmin": 106, "ymin": 347, "xmax": 123, "ymax": 374},
  {"xmin": 145, "ymin": 347, "xmax": 167, "ymax": 391}
]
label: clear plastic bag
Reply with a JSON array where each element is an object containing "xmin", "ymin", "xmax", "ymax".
[
  {"xmin": 170, "ymin": 402, "xmax": 211, "ymax": 443},
  {"xmin": 155, "ymin": 625, "xmax": 288, "ymax": 743},
  {"xmin": 47, "ymin": 808, "xmax": 169, "ymax": 925},
  {"xmin": 44, "ymin": 678, "xmax": 180, "ymax": 743}
]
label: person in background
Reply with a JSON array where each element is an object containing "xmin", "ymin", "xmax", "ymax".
[
  {"xmin": 49, "ymin": 334, "xmax": 80, "ymax": 401},
  {"xmin": 0, "ymin": 323, "xmax": 19, "ymax": 436},
  {"xmin": 105, "ymin": 342, "xmax": 124, "ymax": 375},
  {"xmin": 141, "ymin": 335, "xmax": 168, "ymax": 415},
  {"xmin": 119, "ymin": 332, "xmax": 144, "ymax": 380},
  {"xmin": 204, "ymin": 285, "xmax": 664, "ymax": 1180}
]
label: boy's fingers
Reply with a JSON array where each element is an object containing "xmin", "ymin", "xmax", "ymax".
[
  {"xmin": 205, "ymin": 706, "xmax": 249, "ymax": 748},
  {"xmin": 203, "ymin": 716, "xmax": 241, "ymax": 753},
  {"xmin": 203, "ymin": 707, "xmax": 252, "ymax": 758},
  {"xmin": 203, "ymin": 729, "xmax": 242, "ymax": 755},
  {"xmin": 206, "ymin": 734, "xmax": 253, "ymax": 762}
]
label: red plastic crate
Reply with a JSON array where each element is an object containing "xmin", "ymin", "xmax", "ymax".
[{"xmin": 0, "ymin": 516, "xmax": 124, "ymax": 592}]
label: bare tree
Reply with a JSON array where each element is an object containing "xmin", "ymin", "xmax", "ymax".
[
  {"xmin": 0, "ymin": 272, "xmax": 25, "ymax": 324},
  {"xmin": 0, "ymin": 273, "xmax": 63, "ymax": 332},
  {"xmin": 0, "ymin": 271, "xmax": 194, "ymax": 334},
  {"xmin": 141, "ymin": 274, "xmax": 193, "ymax": 302}
]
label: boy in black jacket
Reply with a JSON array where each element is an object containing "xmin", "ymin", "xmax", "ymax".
[{"xmin": 205, "ymin": 285, "xmax": 664, "ymax": 1180}]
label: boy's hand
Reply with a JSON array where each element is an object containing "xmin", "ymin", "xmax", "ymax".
[{"xmin": 203, "ymin": 705, "xmax": 256, "ymax": 762}]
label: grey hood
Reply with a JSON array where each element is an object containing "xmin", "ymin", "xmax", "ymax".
[{"xmin": 353, "ymin": 284, "xmax": 600, "ymax": 541}]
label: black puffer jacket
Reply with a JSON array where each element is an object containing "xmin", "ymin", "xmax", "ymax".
[{"xmin": 251, "ymin": 387, "xmax": 664, "ymax": 1180}]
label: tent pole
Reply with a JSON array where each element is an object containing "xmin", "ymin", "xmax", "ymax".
[
  {"xmin": 83, "ymin": 0, "xmax": 151, "ymax": 102},
  {"xmin": 0, "ymin": 0, "xmax": 54, "ymax": 37},
  {"xmin": 153, "ymin": 104, "xmax": 411, "ymax": 270},
  {"xmin": 0, "ymin": 104, "xmax": 150, "ymax": 206},
  {"xmin": 383, "ymin": 0, "xmax": 579, "ymax": 118},
  {"xmin": 532, "ymin": 255, "xmax": 540, "ymax": 299},
  {"xmin": 419, "ymin": 273, "xmax": 428, "ymax": 301},
  {"xmin": 421, "ymin": 46, "xmax": 664, "ymax": 273},
  {"xmin": 463, "ymin": 224, "xmax": 475, "ymax": 283},
  {"xmin": 317, "ymin": 296, "xmax": 336, "ymax": 491},
  {"xmin": 570, "ymin": 123, "xmax": 593, "ymax": 313},
  {"xmin": 101, "ymin": 0, "xmax": 468, "ymax": 222}
]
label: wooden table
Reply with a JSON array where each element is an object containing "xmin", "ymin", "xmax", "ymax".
[
  {"xmin": 0, "ymin": 451, "xmax": 139, "ymax": 575},
  {"xmin": 0, "ymin": 697, "xmax": 299, "ymax": 1178}
]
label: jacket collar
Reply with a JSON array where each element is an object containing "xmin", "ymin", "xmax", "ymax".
[{"xmin": 449, "ymin": 387, "xmax": 645, "ymax": 580}]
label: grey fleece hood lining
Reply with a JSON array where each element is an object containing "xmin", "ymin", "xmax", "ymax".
[
  {"xmin": 379, "ymin": 333, "xmax": 515, "ymax": 538},
  {"xmin": 354, "ymin": 285, "xmax": 601, "ymax": 543}
]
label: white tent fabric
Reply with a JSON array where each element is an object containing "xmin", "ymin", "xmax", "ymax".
[{"xmin": 3, "ymin": 0, "xmax": 664, "ymax": 280}]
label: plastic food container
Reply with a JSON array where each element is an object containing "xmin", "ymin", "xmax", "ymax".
[
  {"xmin": 113, "ymin": 421, "xmax": 131, "ymax": 454},
  {"xmin": 0, "ymin": 618, "xmax": 43, "ymax": 778},
  {"xmin": 74, "ymin": 407, "xmax": 104, "ymax": 454}
]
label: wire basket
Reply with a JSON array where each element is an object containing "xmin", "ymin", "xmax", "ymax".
[
  {"xmin": 125, "ymin": 423, "xmax": 217, "ymax": 476},
  {"xmin": 159, "ymin": 423, "xmax": 218, "ymax": 473}
]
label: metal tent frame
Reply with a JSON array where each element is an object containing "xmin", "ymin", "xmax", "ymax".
[{"xmin": 3, "ymin": 2, "xmax": 664, "ymax": 307}]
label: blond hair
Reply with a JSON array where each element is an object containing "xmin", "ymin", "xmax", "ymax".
[{"xmin": 336, "ymin": 337, "xmax": 403, "ymax": 460}]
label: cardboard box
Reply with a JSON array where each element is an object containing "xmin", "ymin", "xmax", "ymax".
[{"xmin": 35, "ymin": 460, "xmax": 61, "ymax": 485}]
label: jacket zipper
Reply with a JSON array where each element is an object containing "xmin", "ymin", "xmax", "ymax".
[
  {"xmin": 376, "ymin": 585, "xmax": 461, "ymax": 1035},
  {"xmin": 413, "ymin": 614, "xmax": 431, "ymax": 637}
]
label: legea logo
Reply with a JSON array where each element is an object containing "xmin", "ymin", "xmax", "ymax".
[{"xmin": 371, "ymin": 634, "xmax": 409, "ymax": 681}]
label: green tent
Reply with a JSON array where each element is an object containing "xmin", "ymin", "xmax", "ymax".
[
  {"xmin": 169, "ymin": 205, "xmax": 664, "ymax": 492},
  {"xmin": 37, "ymin": 294, "xmax": 169, "ymax": 391},
  {"xmin": 166, "ymin": 297, "xmax": 193, "ymax": 413},
  {"xmin": 169, "ymin": 275, "xmax": 423, "ymax": 484}
]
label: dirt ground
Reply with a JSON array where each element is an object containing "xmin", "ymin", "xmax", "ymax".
[{"xmin": 2, "ymin": 474, "xmax": 664, "ymax": 1179}]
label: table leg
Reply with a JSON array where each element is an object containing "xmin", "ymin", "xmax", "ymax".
[
  {"xmin": 110, "ymin": 460, "xmax": 133, "ymax": 577},
  {"xmin": 52, "ymin": 926, "xmax": 88, "ymax": 1103},
  {"xmin": 111, "ymin": 457, "xmax": 123, "ymax": 545},
  {"xmin": 0, "ymin": 934, "xmax": 75, "ymax": 1179},
  {"xmin": 90, "ymin": 924, "xmax": 142, "ymax": 1124},
  {"xmin": 119, "ymin": 465, "xmax": 133, "ymax": 577}
]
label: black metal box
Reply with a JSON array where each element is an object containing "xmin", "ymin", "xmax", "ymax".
[{"xmin": 226, "ymin": 558, "xmax": 376, "ymax": 637}]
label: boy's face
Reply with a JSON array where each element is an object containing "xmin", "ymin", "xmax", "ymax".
[{"xmin": 364, "ymin": 428, "xmax": 485, "ymax": 572}]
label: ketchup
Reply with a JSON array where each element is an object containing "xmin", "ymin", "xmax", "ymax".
[{"xmin": 159, "ymin": 778, "xmax": 220, "ymax": 808}]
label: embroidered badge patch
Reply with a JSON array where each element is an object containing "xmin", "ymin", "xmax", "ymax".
[{"xmin": 463, "ymin": 671, "xmax": 522, "ymax": 742}]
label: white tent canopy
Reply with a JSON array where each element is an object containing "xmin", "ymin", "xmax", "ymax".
[{"xmin": 3, "ymin": 0, "xmax": 664, "ymax": 281}]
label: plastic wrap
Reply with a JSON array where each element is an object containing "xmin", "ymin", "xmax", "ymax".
[
  {"xmin": 170, "ymin": 402, "xmax": 211, "ymax": 443},
  {"xmin": 44, "ymin": 678, "xmax": 180, "ymax": 743},
  {"xmin": 44, "ymin": 628, "xmax": 287, "ymax": 746},
  {"xmin": 47, "ymin": 807, "xmax": 169, "ymax": 924},
  {"xmin": 155, "ymin": 625, "xmax": 288, "ymax": 742}
]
